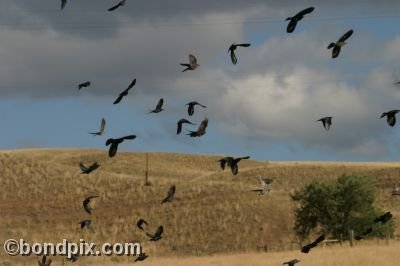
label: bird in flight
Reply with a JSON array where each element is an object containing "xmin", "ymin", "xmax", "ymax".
[
  {"xmin": 316, "ymin": 117, "xmax": 332, "ymax": 131},
  {"xmin": 228, "ymin": 43, "xmax": 251, "ymax": 65},
  {"xmin": 327, "ymin": 29, "xmax": 354, "ymax": 58},
  {"xmin": 186, "ymin": 101, "xmax": 207, "ymax": 116},
  {"xmin": 252, "ymin": 176, "xmax": 273, "ymax": 195},
  {"xmin": 283, "ymin": 259, "xmax": 300, "ymax": 266},
  {"xmin": 79, "ymin": 220, "xmax": 91, "ymax": 229},
  {"xmin": 286, "ymin": 7, "xmax": 314, "ymax": 33},
  {"xmin": 108, "ymin": 0, "xmax": 126, "ymax": 11},
  {"xmin": 113, "ymin": 78, "xmax": 136, "ymax": 104},
  {"xmin": 90, "ymin": 118, "xmax": 106, "ymax": 136},
  {"xmin": 374, "ymin": 212, "xmax": 392, "ymax": 224},
  {"xmin": 38, "ymin": 255, "xmax": 52, "ymax": 266},
  {"xmin": 135, "ymin": 252, "xmax": 149, "ymax": 262},
  {"xmin": 180, "ymin": 54, "xmax": 199, "ymax": 72},
  {"xmin": 137, "ymin": 218, "xmax": 148, "ymax": 231},
  {"xmin": 78, "ymin": 81, "xmax": 91, "ymax": 90},
  {"xmin": 219, "ymin": 156, "xmax": 250, "ymax": 175},
  {"xmin": 83, "ymin": 195, "xmax": 99, "ymax": 215},
  {"xmin": 355, "ymin": 227, "xmax": 373, "ymax": 240},
  {"xmin": 161, "ymin": 185, "xmax": 176, "ymax": 204},
  {"xmin": 146, "ymin": 225, "xmax": 164, "ymax": 241},
  {"xmin": 79, "ymin": 162, "xmax": 100, "ymax": 174},
  {"xmin": 177, "ymin": 119, "xmax": 195, "ymax": 135},
  {"xmin": 105, "ymin": 135, "xmax": 137, "ymax": 157},
  {"xmin": 148, "ymin": 98, "xmax": 164, "ymax": 114},
  {"xmin": 187, "ymin": 117, "xmax": 208, "ymax": 137},
  {"xmin": 61, "ymin": 0, "xmax": 67, "ymax": 10},
  {"xmin": 301, "ymin": 234, "xmax": 325, "ymax": 253},
  {"xmin": 381, "ymin": 110, "xmax": 400, "ymax": 127}
]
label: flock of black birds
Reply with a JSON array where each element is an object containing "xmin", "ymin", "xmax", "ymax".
[{"xmin": 34, "ymin": 2, "xmax": 398, "ymax": 265}]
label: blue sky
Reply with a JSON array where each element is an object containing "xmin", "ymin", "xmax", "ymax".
[{"xmin": 2, "ymin": 1, "xmax": 400, "ymax": 161}]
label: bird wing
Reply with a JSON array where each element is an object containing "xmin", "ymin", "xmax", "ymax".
[
  {"xmin": 113, "ymin": 94, "xmax": 124, "ymax": 104},
  {"xmin": 108, "ymin": 2, "xmax": 122, "ymax": 11},
  {"xmin": 108, "ymin": 142, "xmax": 119, "ymax": 157},
  {"xmin": 332, "ymin": 46, "xmax": 341, "ymax": 58},
  {"xmin": 236, "ymin": 43, "xmax": 251, "ymax": 47},
  {"xmin": 156, "ymin": 98, "xmax": 164, "ymax": 109},
  {"xmin": 122, "ymin": 134, "xmax": 137, "ymax": 140},
  {"xmin": 100, "ymin": 118, "xmax": 106, "ymax": 133},
  {"xmin": 388, "ymin": 115, "xmax": 396, "ymax": 127},
  {"xmin": 155, "ymin": 226, "xmax": 163, "ymax": 237},
  {"xmin": 177, "ymin": 122, "xmax": 183, "ymax": 134},
  {"xmin": 189, "ymin": 54, "xmax": 197, "ymax": 65},
  {"xmin": 312, "ymin": 234, "xmax": 325, "ymax": 245},
  {"xmin": 198, "ymin": 117, "xmax": 208, "ymax": 131},
  {"xmin": 338, "ymin": 29, "xmax": 354, "ymax": 42},
  {"xmin": 219, "ymin": 159, "xmax": 227, "ymax": 170},
  {"xmin": 295, "ymin": 6, "xmax": 315, "ymax": 18},
  {"xmin": 380, "ymin": 112, "xmax": 387, "ymax": 118},
  {"xmin": 286, "ymin": 20, "xmax": 297, "ymax": 33},
  {"xmin": 79, "ymin": 163, "xmax": 88, "ymax": 172},
  {"xmin": 230, "ymin": 50, "xmax": 237, "ymax": 65},
  {"xmin": 126, "ymin": 78, "xmax": 137, "ymax": 90},
  {"xmin": 188, "ymin": 104, "xmax": 194, "ymax": 116},
  {"xmin": 61, "ymin": 0, "xmax": 67, "ymax": 10}
]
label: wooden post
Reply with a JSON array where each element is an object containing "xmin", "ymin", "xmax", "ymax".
[
  {"xmin": 349, "ymin": 230, "xmax": 354, "ymax": 247},
  {"xmin": 144, "ymin": 153, "xmax": 150, "ymax": 186},
  {"xmin": 339, "ymin": 233, "xmax": 343, "ymax": 246},
  {"xmin": 386, "ymin": 233, "xmax": 390, "ymax": 245}
]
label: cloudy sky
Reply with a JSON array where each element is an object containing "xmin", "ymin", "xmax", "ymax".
[{"xmin": 2, "ymin": 0, "xmax": 400, "ymax": 161}]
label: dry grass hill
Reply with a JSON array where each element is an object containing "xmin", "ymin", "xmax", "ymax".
[{"xmin": 0, "ymin": 149, "xmax": 399, "ymax": 265}]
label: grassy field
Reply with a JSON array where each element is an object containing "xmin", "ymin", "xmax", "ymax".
[{"xmin": 0, "ymin": 149, "xmax": 399, "ymax": 265}]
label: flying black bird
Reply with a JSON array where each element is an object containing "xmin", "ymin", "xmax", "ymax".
[
  {"xmin": 381, "ymin": 110, "xmax": 400, "ymax": 127},
  {"xmin": 66, "ymin": 253, "xmax": 80, "ymax": 262},
  {"xmin": 137, "ymin": 218, "xmax": 148, "ymax": 231},
  {"xmin": 38, "ymin": 255, "xmax": 52, "ymax": 266},
  {"xmin": 283, "ymin": 259, "xmax": 300, "ymax": 266},
  {"xmin": 90, "ymin": 118, "xmax": 106, "ymax": 136},
  {"xmin": 186, "ymin": 101, "xmax": 207, "ymax": 116},
  {"xmin": 316, "ymin": 117, "xmax": 332, "ymax": 131},
  {"xmin": 146, "ymin": 226, "xmax": 163, "ymax": 241},
  {"xmin": 187, "ymin": 117, "xmax": 208, "ymax": 137},
  {"xmin": 83, "ymin": 196, "xmax": 99, "ymax": 215},
  {"xmin": 135, "ymin": 252, "xmax": 149, "ymax": 262},
  {"xmin": 79, "ymin": 162, "xmax": 100, "ymax": 174},
  {"xmin": 301, "ymin": 234, "xmax": 325, "ymax": 253},
  {"xmin": 374, "ymin": 212, "xmax": 393, "ymax": 224},
  {"xmin": 108, "ymin": 0, "xmax": 126, "ymax": 11},
  {"xmin": 286, "ymin": 7, "xmax": 314, "ymax": 33},
  {"xmin": 161, "ymin": 185, "xmax": 176, "ymax": 204},
  {"xmin": 180, "ymin": 54, "xmax": 199, "ymax": 72},
  {"xmin": 219, "ymin": 156, "xmax": 250, "ymax": 175},
  {"xmin": 228, "ymin": 43, "xmax": 251, "ymax": 65},
  {"xmin": 105, "ymin": 135, "xmax": 136, "ymax": 157},
  {"xmin": 327, "ymin": 29, "xmax": 354, "ymax": 58},
  {"xmin": 355, "ymin": 227, "xmax": 373, "ymax": 240},
  {"xmin": 61, "ymin": 0, "xmax": 67, "ymax": 10},
  {"xmin": 113, "ymin": 78, "xmax": 136, "ymax": 104},
  {"xmin": 148, "ymin": 98, "xmax": 164, "ymax": 114},
  {"xmin": 177, "ymin": 118, "xmax": 195, "ymax": 135},
  {"xmin": 79, "ymin": 220, "xmax": 91, "ymax": 229},
  {"xmin": 78, "ymin": 81, "xmax": 91, "ymax": 90}
]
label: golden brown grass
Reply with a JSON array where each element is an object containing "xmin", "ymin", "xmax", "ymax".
[{"xmin": 0, "ymin": 149, "xmax": 399, "ymax": 265}]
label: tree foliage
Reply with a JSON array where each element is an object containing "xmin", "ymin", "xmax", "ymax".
[{"xmin": 292, "ymin": 174, "xmax": 394, "ymax": 240}]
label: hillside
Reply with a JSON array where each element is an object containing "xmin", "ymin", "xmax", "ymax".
[{"xmin": 0, "ymin": 149, "xmax": 399, "ymax": 265}]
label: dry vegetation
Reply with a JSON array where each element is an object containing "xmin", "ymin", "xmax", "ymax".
[{"xmin": 0, "ymin": 149, "xmax": 399, "ymax": 265}]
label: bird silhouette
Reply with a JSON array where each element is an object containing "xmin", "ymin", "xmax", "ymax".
[
  {"xmin": 108, "ymin": 0, "xmax": 126, "ymax": 11},
  {"xmin": 105, "ymin": 135, "xmax": 136, "ymax": 157},
  {"xmin": 79, "ymin": 220, "xmax": 91, "ymax": 229},
  {"xmin": 381, "ymin": 110, "xmax": 400, "ymax": 127},
  {"xmin": 187, "ymin": 117, "xmax": 208, "ymax": 137},
  {"xmin": 78, "ymin": 81, "xmax": 91, "ymax": 90},
  {"xmin": 137, "ymin": 218, "xmax": 148, "ymax": 231},
  {"xmin": 180, "ymin": 54, "xmax": 199, "ymax": 72},
  {"xmin": 90, "ymin": 118, "xmax": 106, "ymax": 136},
  {"xmin": 228, "ymin": 43, "xmax": 251, "ymax": 65},
  {"xmin": 286, "ymin": 7, "xmax": 314, "ymax": 33},
  {"xmin": 148, "ymin": 98, "xmax": 164, "ymax": 113},
  {"xmin": 177, "ymin": 119, "xmax": 195, "ymax": 135},
  {"xmin": 219, "ymin": 156, "xmax": 250, "ymax": 175},
  {"xmin": 146, "ymin": 226, "xmax": 163, "ymax": 241},
  {"xmin": 316, "ymin": 117, "xmax": 332, "ymax": 131},
  {"xmin": 60, "ymin": 0, "xmax": 67, "ymax": 10},
  {"xmin": 38, "ymin": 255, "xmax": 52, "ymax": 266},
  {"xmin": 79, "ymin": 162, "xmax": 100, "ymax": 174},
  {"xmin": 301, "ymin": 234, "xmax": 325, "ymax": 253},
  {"xmin": 186, "ymin": 101, "xmax": 206, "ymax": 116},
  {"xmin": 113, "ymin": 78, "xmax": 136, "ymax": 104},
  {"xmin": 374, "ymin": 212, "xmax": 392, "ymax": 224},
  {"xmin": 161, "ymin": 185, "xmax": 176, "ymax": 204},
  {"xmin": 283, "ymin": 259, "xmax": 300, "ymax": 266},
  {"xmin": 135, "ymin": 252, "xmax": 149, "ymax": 262},
  {"xmin": 83, "ymin": 196, "xmax": 98, "ymax": 215},
  {"xmin": 327, "ymin": 29, "xmax": 354, "ymax": 58}
]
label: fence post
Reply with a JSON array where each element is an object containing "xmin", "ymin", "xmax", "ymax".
[
  {"xmin": 144, "ymin": 153, "xmax": 150, "ymax": 186},
  {"xmin": 349, "ymin": 230, "xmax": 354, "ymax": 247}
]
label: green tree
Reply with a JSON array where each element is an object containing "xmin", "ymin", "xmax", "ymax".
[{"xmin": 292, "ymin": 174, "xmax": 394, "ymax": 240}]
